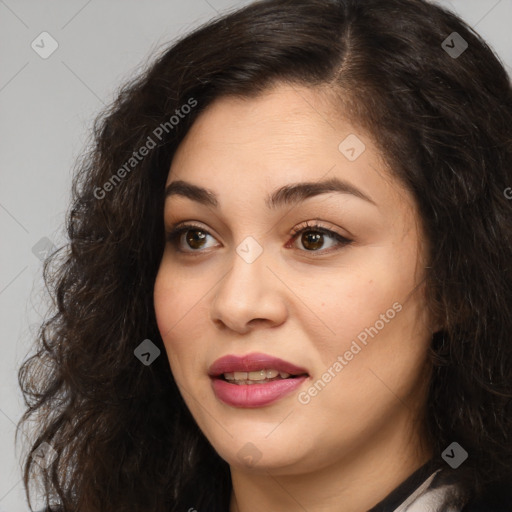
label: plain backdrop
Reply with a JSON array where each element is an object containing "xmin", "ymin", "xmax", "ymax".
[{"xmin": 1, "ymin": 1, "xmax": 511, "ymax": 510}]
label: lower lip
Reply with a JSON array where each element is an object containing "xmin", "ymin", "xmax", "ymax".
[{"xmin": 211, "ymin": 376, "xmax": 308, "ymax": 408}]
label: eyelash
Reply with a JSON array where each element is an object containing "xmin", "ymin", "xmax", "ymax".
[{"xmin": 165, "ymin": 220, "xmax": 352, "ymax": 256}]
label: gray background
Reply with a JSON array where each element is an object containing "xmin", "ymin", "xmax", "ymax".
[{"xmin": 1, "ymin": 1, "xmax": 510, "ymax": 510}]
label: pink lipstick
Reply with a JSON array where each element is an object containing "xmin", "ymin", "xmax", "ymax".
[{"xmin": 208, "ymin": 352, "xmax": 309, "ymax": 408}]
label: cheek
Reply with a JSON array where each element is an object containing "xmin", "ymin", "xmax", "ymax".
[
  {"xmin": 318, "ymin": 266, "xmax": 399, "ymax": 337},
  {"xmin": 153, "ymin": 262, "xmax": 211, "ymax": 370},
  {"xmin": 153, "ymin": 258, "xmax": 201, "ymax": 339},
  {"xmin": 314, "ymin": 246, "xmax": 426, "ymax": 365},
  {"xmin": 153, "ymin": 271, "xmax": 174, "ymax": 341},
  {"xmin": 153, "ymin": 265, "xmax": 191, "ymax": 366}
]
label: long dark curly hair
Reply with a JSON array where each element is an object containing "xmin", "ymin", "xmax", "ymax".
[{"xmin": 17, "ymin": 0, "xmax": 512, "ymax": 511}]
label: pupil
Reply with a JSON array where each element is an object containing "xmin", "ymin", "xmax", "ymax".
[
  {"xmin": 186, "ymin": 230, "xmax": 206, "ymax": 249},
  {"xmin": 302, "ymin": 231, "xmax": 323, "ymax": 250}
]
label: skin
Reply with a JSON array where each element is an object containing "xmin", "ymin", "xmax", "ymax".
[{"xmin": 153, "ymin": 82, "xmax": 434, "ymax": 512}]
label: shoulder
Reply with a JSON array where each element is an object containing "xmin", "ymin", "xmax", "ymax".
[{"xmin": 462, "ymin": 479, "xmax": 512, "ymax": 512}]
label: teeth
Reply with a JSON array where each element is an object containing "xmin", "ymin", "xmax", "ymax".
[
  {"xmin": 248, "ymin": 370, "xmax": 267, "ymax": 380},
  {"xmin": 223, "ymin": 369, "xmax": 293, "ymax": 382}
]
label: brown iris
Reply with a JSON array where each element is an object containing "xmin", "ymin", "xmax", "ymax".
[
  {"xmin": 185, "ymin": 229, "xmax": 207, "ymax": 250},
  {"xmin": 300, "ymin": 231, "xmax": 324, "ymax": 251}
]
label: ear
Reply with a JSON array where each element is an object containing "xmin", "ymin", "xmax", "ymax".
[{"xmin": 431, "ymin": 317, "xmax": 444, "ymax": 334}]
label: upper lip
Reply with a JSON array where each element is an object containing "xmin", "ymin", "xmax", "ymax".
[{"xmin": 208, "ymin": 352, "xmax": 309, "ymax": 378}]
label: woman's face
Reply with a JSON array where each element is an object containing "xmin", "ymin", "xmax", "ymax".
[{"xmin": 153, "ymin": 83, "xmax": 433, "ymax": 474}]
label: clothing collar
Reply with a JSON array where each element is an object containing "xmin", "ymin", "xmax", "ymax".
[{"xmin": 367, "ymin": 459, "xmax": 464, "ymax": 512}]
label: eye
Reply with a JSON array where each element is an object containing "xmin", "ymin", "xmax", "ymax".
[
  {"xmin": 166, "ymin": 222, "xmax": 219, "ymax": 253},
  {"xmin": 287, "ymin": 221, "xmax": 352, "ymax": 254},
  {"xmin": 165, "ymin": 221, "xmax": 353, "ymax": 255}
]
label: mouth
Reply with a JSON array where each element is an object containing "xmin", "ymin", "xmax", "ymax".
[
  {"xmin": 208, "ymin": 352, "xmax": 309, "ymax": 385},
  {"xmin": 208, "ymin": 353, "xmax": 310, "ymax": 407}
]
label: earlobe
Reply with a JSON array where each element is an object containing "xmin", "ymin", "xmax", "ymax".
[
  {"xmin": 431, "ymin": 312, "xmax": 445, "ymax": 334},
  {"xmin": 425, "ymin": 295, "xmax": 446, "ymax": 336},
  {"xmin": 430, "ymin": 316, "xmax": 445, "ymax": 335}
]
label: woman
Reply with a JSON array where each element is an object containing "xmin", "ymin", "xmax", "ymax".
[{"xmin": 18, "ymin": 0, "xmax": 512, "ymax": 511}]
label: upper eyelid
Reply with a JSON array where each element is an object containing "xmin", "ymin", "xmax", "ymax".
[{"xmin": 166, "ymin": 220, "xmax": 344, "ymax": 238}]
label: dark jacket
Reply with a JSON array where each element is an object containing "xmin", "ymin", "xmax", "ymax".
[
  {"xmin": 367, "ymin": 458, "xmax": 512, "ymax": 512},
  {"xmin": 461, "ymin": 480, "xmax": 512, "ymax": 511}
]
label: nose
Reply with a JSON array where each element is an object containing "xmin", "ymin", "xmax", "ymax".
[{"xmin": 209, "ymin": 243, "xmax": 288, "ymax": 334}]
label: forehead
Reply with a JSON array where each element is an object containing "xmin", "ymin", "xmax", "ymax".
[
  {"xmin": 167, "ymin": 83, "xmax": 410, "ymax": 214},
  {"xmin": 171, "ymin": 84, "xmax": 350, "ymax": 169}
]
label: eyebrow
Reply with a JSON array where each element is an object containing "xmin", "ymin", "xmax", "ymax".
[{"xmin": 164, "ymin": 177, "xmax": 376, "ymax": 209}]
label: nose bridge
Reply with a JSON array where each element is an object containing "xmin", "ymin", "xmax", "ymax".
[{"xmin": 220, "ymin": 234, "xmax": 270, "ymax": 301}]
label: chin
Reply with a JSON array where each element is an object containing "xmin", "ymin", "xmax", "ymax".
[{"xmin": 210, "ymin": 434, "xmax": 305, "ymax": 472}]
